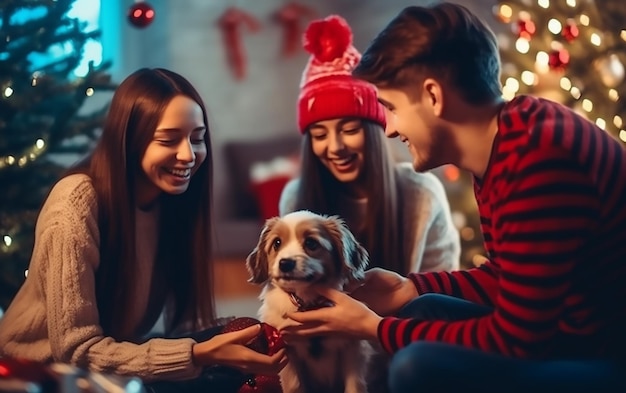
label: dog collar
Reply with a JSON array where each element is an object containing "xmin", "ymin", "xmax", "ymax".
[{"xmin": 288, "ymin": 292, "xmax": 333, "ymax": 312}]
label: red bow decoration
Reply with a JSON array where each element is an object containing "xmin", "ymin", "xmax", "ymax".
[
  {"xmin": 217, "ymin": 7, "xmax": 261, "ymax": 80},
  {"xmin": 272, "ymin": 2, "xmax": 316, "ymax": 57},
  {"xmin": 222, "ymin": 317, "xmax": 285, "ymax": 393}
]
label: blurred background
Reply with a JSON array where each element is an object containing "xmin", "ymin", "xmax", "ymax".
[{"xmin": 1, "ymin": 0, "xmax": 625, "ymax": 318}]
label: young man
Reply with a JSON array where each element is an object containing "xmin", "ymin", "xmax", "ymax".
[{"xmin": 281, "ymin": 3, "xmax": 626, "ymax": 392}]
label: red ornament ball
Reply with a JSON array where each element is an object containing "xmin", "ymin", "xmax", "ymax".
[
  {"xmin": 548, "ymin": 48, "xmax": 570, "ymax": 71},
  {"xmin": 514, "ymin": 18, "xmax": 536, "ymax": 40},
  {"xmin": 562, "ymin": 19, "xmax": 579, "ymax": 42},
  {"xmin": 128, "ymin": 1, "xmax": 155, "ymax": 29}
]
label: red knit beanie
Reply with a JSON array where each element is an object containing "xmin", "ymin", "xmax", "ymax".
[{"xmin": 297, "ymin": 15, "xmax": 386, "ymax": 133}]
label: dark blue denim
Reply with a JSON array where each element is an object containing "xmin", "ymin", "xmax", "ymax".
[{"xmin": 389, "ymin": 293, "xmax": 626, "ymax": 393}]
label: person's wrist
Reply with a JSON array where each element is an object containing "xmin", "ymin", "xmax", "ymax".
[
  {"xmin": 191, "ymin": 342, "xmax": 200, "ymax": 365},
  {"xmin": 391, "ymin": 277, "xmax": 418, "ymax": 314},
  {"xmin": 402, "ymin": 277, "xmax": 419, "ymax": 299},
  {"xmin": 361, "ymin": 313, "xmax": 382, "ymax": 340}
]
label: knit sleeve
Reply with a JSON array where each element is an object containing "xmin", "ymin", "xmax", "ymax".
[
  {"xmin": 377, "ymin": 147, "xmax": 597, "ymax": 356},
  {"xmin": 40, "ymin": 176, "xmax": 202, "ymax": 382},
  {"xmin": 278, "ymin": 178, "xmax": 300, "ymax": 216},
  {"xmin": 411, "ymin": 171, "xmax": 461, "ymax": 272}
]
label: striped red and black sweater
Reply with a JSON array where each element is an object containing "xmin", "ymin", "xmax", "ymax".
[{"xmin": 377, "ymin": 95, "xmax": 626, "ymax": 360}]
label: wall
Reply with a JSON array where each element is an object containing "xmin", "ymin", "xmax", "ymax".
[{"xmin": 110, "ymin": 0, "xmax": 499, "ymax": 220}]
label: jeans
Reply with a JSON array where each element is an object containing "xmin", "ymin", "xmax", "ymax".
[{"xmin": 389, "ymin": 293, "xmax": 626, "ymax": 393}]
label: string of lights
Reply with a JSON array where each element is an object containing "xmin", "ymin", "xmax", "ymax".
[{"xmin": 493, "ymin": 0, "xmax": 626, "ymax": 144}]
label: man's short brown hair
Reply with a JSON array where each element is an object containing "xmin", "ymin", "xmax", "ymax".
[{"xmin": 353, "ymin": 2, "xmax": 502, "ymax": 104}]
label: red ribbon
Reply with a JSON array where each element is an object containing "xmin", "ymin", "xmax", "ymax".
[
  {"xmin": 217, "ymin": 7, "xmax": 261, "ymax": 80},
  {"xmin": 273, "ymin": 1, "xmax": 316, "ymax": 57},
  {"xmin": 261, "ymin": 323, "xmax": 285, "ymax": 355}
]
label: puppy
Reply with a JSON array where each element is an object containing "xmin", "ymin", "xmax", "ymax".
[{"xmin": 246, "ymin": 210, "xmax": 373, "ymax": 393}]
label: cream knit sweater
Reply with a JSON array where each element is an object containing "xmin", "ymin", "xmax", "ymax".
[
  {"xmin": 279, "ymin": 162, "xmax": 461, "ymax": 273},
  {"xmin": 0, "ymin": 174, "xmax": 202, "ymax": 382}
]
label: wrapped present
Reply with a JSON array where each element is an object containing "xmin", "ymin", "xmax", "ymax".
[{"xmin": 221, "ymin": 317, "xmax": 285, "ymax": 393}]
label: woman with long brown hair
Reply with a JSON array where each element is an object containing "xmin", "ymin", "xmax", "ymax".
[
  {"xmin": 280, "ymin": 15, "xmax": 460, "ymax": 275},
  {"xmin": 0, "ymin": 68, "xmax": 286, "ymax": 391}
]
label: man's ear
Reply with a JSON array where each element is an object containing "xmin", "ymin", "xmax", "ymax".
[{"xmin": 422, "ymin": 78, "xmax": 444, "ymax": 117}]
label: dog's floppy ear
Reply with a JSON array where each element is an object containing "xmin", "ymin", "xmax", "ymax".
[
  {"xmin": 246, "ymin": 217, "xmax": 278, "ymax": 284},
  {"xmin": 324, "ymin": 215, "xmax": 369, "ymax": 282}
]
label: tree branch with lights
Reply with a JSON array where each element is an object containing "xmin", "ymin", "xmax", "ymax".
[
  {"xmin": 0, "ymin": 0, "xmax": 116, "ymax": 310},
  {"xmin": 493, "ymin": 0, "xmax": 626, "ymax": 144}
]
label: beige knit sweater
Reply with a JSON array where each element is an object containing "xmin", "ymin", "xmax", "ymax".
[{"xmin": 0, "ymin": 174, "xmax": 202, "ymax": 382}]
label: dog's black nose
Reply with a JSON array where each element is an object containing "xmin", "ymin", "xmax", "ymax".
[{"xmin": 279, "ymin": 258, "xmax": 296, "ymax": 272}]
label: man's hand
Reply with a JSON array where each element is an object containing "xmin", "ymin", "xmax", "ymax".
[
  {"xmin": 348, "ymin": 267, "xmax": 418, "ymax": 316},
  {"xmin": 281, "ymin": 287, "xmax": 382, "ymax": 341}
]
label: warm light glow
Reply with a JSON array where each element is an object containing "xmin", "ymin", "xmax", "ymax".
[
  {"xmin": 24, "ymin": 269, "xmax": 29, "ymax": 278},
  {"xmin": 502, "ymin": 85, "xmax": 516, "ymax": 100},
  {"xmin": 608, "ymin": 89, "xmax": 619, "ymax": 101},
  {"xmin": 614, "ymin": 115, "xmax": 623, "ymax": 128},
  {"xmin": 559, "ymin": 77, "xmax": 571, "ymax": 91},
  {"xmin": 498, "ymin": 4, "xmax": 513, "ymax": 21},
  {"xmin": 579, "ymin": 14, "xmax": 590, "ymax": 26},
  {"xmin": 521, "ymin": 70, "xmax": 537, "ymax": 85},
  {"xmin": 3, "ymin": 87, "xmax": 13, "ymax": 97},
  {"xmin": 461, "ymin": 227, "xmax": 475, "ymax": 241},
  {"xmin": 536, "ymin": 51, "xmax": 549, "ymax": 62},
  {"xmin": 515, "ymin": 38, "xmax": 530, "ymax": 54},
  {"xmin": 566, "ymin": 0, "xmax": 576, "ymax": 6},
  {"xmin": 621, "ymin": 30, "xmax": 626, "ymax": 42},
  {"xmin": 538, "ymin": 0, "xmax": 550, "ymax": 9},
  {"xmin": 443, "ymin": 165, "xmax": 460, "ymax": 182},
  {"xmin": 85, "ymin": 87, "xmax": 94, "ymax": 96},
  {"xmin": 570, "ymin": 87, "xmax": 581, "ymax": 99},
  {"xmin": 505, "ymin": 77, "xmax": 520, "ymax": 93},
  {"xmin": 620, "ymin": 130, "xmax": 626, "ymax": 142},
  {"xmin": 581, "ymin": 99, "xmax": 593, "ymax": 112},
  {"xmin": 595, "ymin": 118, "xmax": 606, "ymax": 130},
  {"xmin": 590, "ymin": 33, "xmax": 602, "ymax": 46},
  {"xmin": 547, "ymin": 19, "xmax": 562, "ymax": 34},
  {"xmin": 451, "ymin": 211, "xmax": 467, "ymax": 229},
  {"xmin": 6, "ymin": 156, "xmax": 16, "ymax": 165},
  {"xmin": 3, "ymin": 235, "xmax": 11, "ymax": 247},
  {"xmin": 535, "ymin": 51, "xmax": 550, "ymax": 73},
  {"xmin": 35, "ymin": 138, "xmax": 45, "ymax": 149}
]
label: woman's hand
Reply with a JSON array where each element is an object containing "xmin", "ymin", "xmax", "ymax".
[
  {"xmin": 192, "ymin": 324, "xmax": 288, "ymax": 375},
  {"xmin": 281, "ymin": 287, "xmax": 382, "ymax": 340},
  {"xmin": 348, "ymin": 267, "xmax": 419, "ymax": 316}
]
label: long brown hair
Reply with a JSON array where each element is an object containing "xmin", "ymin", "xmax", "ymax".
[
  {"xmin": 67, "ymin": 68, "xmax": 215, "ymax": 338},
  {"xmin": 293, "ymin": 120, "xmax": 406, "ymax": 273}
]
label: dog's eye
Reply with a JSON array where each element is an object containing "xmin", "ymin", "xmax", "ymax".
[
  {"xmin": 304, "ymin": 237, "xmax": 320, "ymax": 251},
  {"xmin": 272, "ymin": 238, "xmax": 281, "ymax": 251}
]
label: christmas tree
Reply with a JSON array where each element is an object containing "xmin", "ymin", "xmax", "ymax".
[
  {"xmin": 0, "ymin": 0, "xmax": 116, "ymax": 310},
  {"xmin": 493, "ymin": 0, "xmax": 626, "ymax": 145}
]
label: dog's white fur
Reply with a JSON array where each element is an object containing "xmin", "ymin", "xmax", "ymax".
[{"xmin": 246, "ymin": 210, "xmax": 373, "ymax": 393}]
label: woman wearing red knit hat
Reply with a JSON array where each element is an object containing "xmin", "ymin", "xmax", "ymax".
[{"xmin": 279, "ymin": 15, "xmax": 460, "ymax": 275}]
